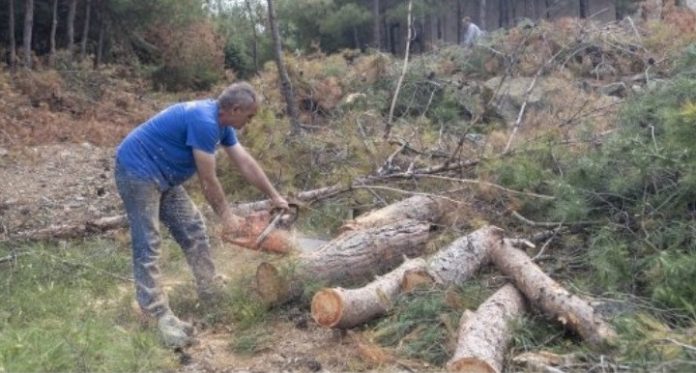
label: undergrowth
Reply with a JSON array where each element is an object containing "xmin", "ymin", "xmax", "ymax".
[{"xmin": 0, "ymin": 240, "xmax": 176, "ymax": 372}]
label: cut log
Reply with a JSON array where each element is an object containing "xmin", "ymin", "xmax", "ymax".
[
  {"xmin": 447, "ymin": 284, "xmax": 526, "ymax": 373},
  {"xmin": 489, "ymin": 239, "xmax": 617, "ymax": 347},
  {"xmin": 312, "ymin": 226, "xmax": 502, "ymax": 328},
  {"xmin": 340, "ymin": 195, "xmax": 443, "ymax": 232},
  {"xmin": 311, "ymin": 258, "xmax": 428, "ymax": 329},
  {"xmin": 256, "ymin": 219, "xmax": 432, "ymax": 306},
  {"xmin": 407, "ymin": 225, "xmax": 503, "ymax": 287}
]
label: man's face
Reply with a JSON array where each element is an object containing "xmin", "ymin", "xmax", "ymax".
[{"xmin": 220, "ymin": 103, "xmax": 258, "ymax": 130}]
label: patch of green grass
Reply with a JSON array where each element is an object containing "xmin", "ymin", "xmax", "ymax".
[
  {"xmin": 0, "ymin": 240, "xmax": 176, "ymax": 372},
  {"xmin": 230, "ymin": 326, "xmax": 273, "ymax": 354}
]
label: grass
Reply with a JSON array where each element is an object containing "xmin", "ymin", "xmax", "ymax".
[{"xmin": 0, "ymin": 240, "xmax": 176, "ymax": 372}]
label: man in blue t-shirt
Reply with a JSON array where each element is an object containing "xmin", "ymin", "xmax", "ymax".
[{"xmin": 115, "ymin": 82, "xmax": 288, "ymax": 348}]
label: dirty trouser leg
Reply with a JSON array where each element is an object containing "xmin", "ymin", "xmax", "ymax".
[
  {"xmin": 115, "ymin": 166, "xmax": 170, "ymax": 318},
  {"xmin": 159, "ymin": 185, "xmax": 217, "ymax": 298}
]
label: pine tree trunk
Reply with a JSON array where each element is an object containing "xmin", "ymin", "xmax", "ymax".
[
  {"xmin": 49, "ymin": 0, "xmax": 58, "ymax": 66},
  {"xmin": 80, "ymin": 0, "xmax": 92, "ymax": 60},
  {"xmin": 266, "ymin": 0, "xmax": 301, "ymax": 133},
  {"xmin": 489, "ymin": 240, "xmax": 617, "ymax": 348},
  {"xmin": 67, "ymin": 0, "xmax": 77, "ymax": 58},
  {"xmin": 244, "ymin": 0, "xmax": 259, "ymax": 73},
  {"xmin": 579, "ymin": 0, "xmax": 589, "ymax": 18},
  {"xmin": 255, "ymin": 219, "xmax": 432, "ymax": 306},
  {"xmin": 23, "ymin": 0, "xmax": 34, "ymax": 69},
  {"xmin": 311, "ymin": 226, "xmax": 501, "ymax": 329},
  {"xmin": 94, "ymin": 1, "xmax": 104, "ymax": 69},
  {"xmin": 8, "ymin": 0, "xmax": 17, "ymax": 71},
  {"xmin": 447, "ymin": 284, "xmax": 526, "ymax": 373},
  {"xmin": 373, "ymin": 0, "xmax": 380, "ymax": 49},
  {"xmin": 340, "ymin": 195, "xmax": 443, "ymax": 232}
]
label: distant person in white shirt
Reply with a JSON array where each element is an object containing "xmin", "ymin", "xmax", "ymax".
[{"xmin": 461, "ymin": 17, "xmax": 484, "ymax": 47}]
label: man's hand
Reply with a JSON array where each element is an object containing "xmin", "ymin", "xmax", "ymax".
[{"xmin": 271, "ymin": 195, "xmax": 290, "ymax": 211}]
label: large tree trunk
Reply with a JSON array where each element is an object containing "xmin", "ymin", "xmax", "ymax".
[
  {"xmin": 312, "ymin": 258, "xmax": 428, "ymax": 329},
  {"xmin": 479, "ymin": 0, "xmax": 486, "ymax": 30},
  {"xmin": 8, "ymin": 0, "xmax": 17, "ymax": 71},
  {"xmin": 447, "ymin": 284, "xmax": 526, "ymax": 373},
  {"xmin": 256, "ymin": 219, "xmax": 432, "ymax": 306},
  {"xmin": 49, "ymin": 0, "xmax": 58, "ymax": 66},
  {"xmin": 67, "ymin": 0, "xmax": 77, "ymax": 57},
  {"xmin": 372, "ymin": 0, "xmax": 380, "ymax": 49},
  {"xmin": 80, "ymin": 0, "xmax": 92, "ymax": 60},
  {"xmin": 266, "ymin": 0, "xmax": 301, "ymax": 133},
  {"xmin": 489, "ymin": 240, "xmax": 617, "ymax": 347},
  {"xmin": 94, "ymin": 0, "xmax": 105, "ymax": 69},
  {"xmin": 340, "ymin": 195, "xmax": 443, "ymax": 232},
  {"xmin": 244, "ymin": 0, "xmax": 259, "ymax": 73},
  {"xmin": 22, "ymin": 0, "xmax": 34, "ymax": 68},
  {"xmin": 311, "ymin": 226, "xmax": 501, "ymax": 329}
]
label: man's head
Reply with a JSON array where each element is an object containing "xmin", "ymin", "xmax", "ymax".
[
  {"xmin": 217, "ymin": 82, "xmax": 259, "ymax": 130},
  {"xmin": 461, "ymin": 16, "xmax": 471, "ymax": 28}
]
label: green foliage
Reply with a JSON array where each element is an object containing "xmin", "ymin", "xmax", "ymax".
[
  {"xmin": 487, "ymin": 47, "xmax": 696, "ymax": 317},
  {"xmin": 0, "ymin": 241, "xmax": 174, "ymax": 372},
  {"xmin": 372, "ymin": 282, "xmax": 492, "ymax": 366}
]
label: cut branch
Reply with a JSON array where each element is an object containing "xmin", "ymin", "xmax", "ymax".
[
  {"xmin": 489, "ymin": 239, "xmax": 617, "ymax": 347},
  {"xmin": 447, "ymin": 284, "xmax": 526, "ymax": 373},
  {"xmin": 384, "ymin": 0, "xmax": 413, "ymax": 139}
]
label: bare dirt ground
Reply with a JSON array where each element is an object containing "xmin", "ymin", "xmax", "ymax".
[{"xmin": 0, "ymin": 143, "xmax": 417, "ymax": 373}]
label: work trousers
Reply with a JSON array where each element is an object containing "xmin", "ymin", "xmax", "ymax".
[{"xmin": 115, "ymin": 163, "xmax": 215, "ymax": 317}]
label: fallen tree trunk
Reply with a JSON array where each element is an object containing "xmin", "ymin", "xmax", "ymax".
[
  {"xmin": 489, "ymin": 240, "xmax": 617, "ymax": 347},
  {"xmin": 311, "ymin": 226, "xmax": 502, "ymax": 328},
  {"xmin": 447, "ymin": 284, "xmax": 526, "ymax": 373},
  {"xmin": 256, "ymin": 219, "xmax": 432, "ymax": 306},
  {"xmin": 10, "ymin": 215, "xmax": 128, "ymax": 241},
  {"xmin": 340, "ymin": 195, "xmax": 443, "ymax": 232}
]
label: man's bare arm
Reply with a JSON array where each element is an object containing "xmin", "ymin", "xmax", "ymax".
[
  {"xmin": 224, "ymin": 144, "xmax": 288, "ymax": 208},
  {"xmin": 193, "ymin": 149, "xmax": 234, "ymax": 221}
]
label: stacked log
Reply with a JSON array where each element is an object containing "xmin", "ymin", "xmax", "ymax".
[
  {"xmin": 256, "ymin": 219, "xmax": 433, "ymax": 306},
  {"xmin": 340, "ymin": 195, "xmax": 443, "ymax": 232},
  {"xmin": 311, "ymin": 226, "xmax": 502, "ymax": 328}
]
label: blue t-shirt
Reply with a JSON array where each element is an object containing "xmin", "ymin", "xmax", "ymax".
[{"xmin": 116, "ymin": 99, "xmax": 238, "ymax": 188}]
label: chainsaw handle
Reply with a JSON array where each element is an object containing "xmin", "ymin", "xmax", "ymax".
[{"xmin": 269, "ymin": 203, "xmax": 299, "ymax": 225}]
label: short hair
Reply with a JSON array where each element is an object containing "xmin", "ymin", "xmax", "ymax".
[
  {"xmin": 217, "ymin": 82, "xmax": 258, "ymax": 110},
  {"xmin": 462, "ymin": 16, "xmax": 471, "ymax": 23}
]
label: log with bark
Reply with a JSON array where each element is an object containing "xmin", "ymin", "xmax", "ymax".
[
  {"xmin": 489, "ymin": 239, "xmax": 617, "ymax": 347},
  {"xmin": 340, "ymin": 195, "xmax": 443, "ymax": 232},
  {"xmin": 311, "ymin": 226, "xmax": 502, "ymax": 328},
  {"xmin": 447, "ymin": 284, "xmax": 526, "ymax": 373},
  {"xmin": 256, "ymin": 219, "xmax": 433, "ymax": 306},
  {"xmin": 9, "ymin": 215, "xmax": 128, "ymax": 241}
]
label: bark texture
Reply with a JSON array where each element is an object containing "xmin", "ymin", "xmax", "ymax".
[
  {"xmin": 256, "ymin": 219, "xmax": 432, "ymax": 306},
  {"xmin": 23, "ymin": 0, "xmax": 34, "ymax": 68},
  {"xmin": 447, "ymin": 284, "xmax": 526, "ymax": 373},
  {"xmin": 67, "ymin": 0, "xmax": 77, "ymax": 56},
  {"xmin": 311, "ymin": 258, "xmax": 427, "ymax": 329},
  {"xmin": 490, "ymin": 240, "xmax": 617, "ymax": 347},
  {"xmin": 341, "ymin": 195, "xmax": 443, "ymax": 232},
  {"xmin": 49, "ymin": 0, "xmax": 58, "ymax": 66},
  {"xmin": 266, "ymin": 0, "xmax": 301, "ymax": 133},
  {"xmin": 9, "ymin": 0, "xmax": 16, "ymax": 71},
  {"xmin": 313, "ymin": 226, "xmax": 501, "ymax": 328},
  {"xmin": 80, "ymin": 0, "xmax": 92, "ymax": 60}
]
